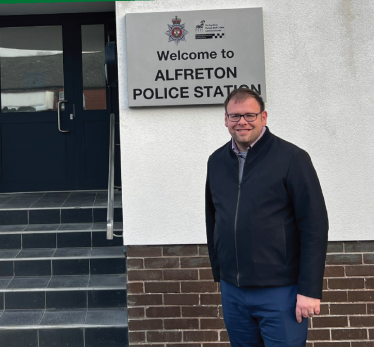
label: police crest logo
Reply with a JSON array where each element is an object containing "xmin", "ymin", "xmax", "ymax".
[{"xmin": 165, "ymin": 16, "xmax": 189, "ymax": 45}]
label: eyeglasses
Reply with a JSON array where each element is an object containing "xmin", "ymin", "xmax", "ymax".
[{"xmin": 226, "ymin": 112, "xmax": 262, "ymax": 122}]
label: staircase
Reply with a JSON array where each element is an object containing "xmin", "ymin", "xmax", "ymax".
[{"xmin": 0, "ymin": 191, "xmax": 128, "ymax": 347}]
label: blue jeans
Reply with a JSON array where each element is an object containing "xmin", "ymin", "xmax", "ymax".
[{"xmin": 220, "ymin": 280, "xmax": 308, "ymax": 347}]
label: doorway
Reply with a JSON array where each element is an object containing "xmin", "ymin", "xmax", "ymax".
[{"xmin": 0, "ymin": 13, "xmax": 118, "ymax": 192}]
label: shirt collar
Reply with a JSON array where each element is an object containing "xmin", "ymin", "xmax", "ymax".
[{"xmin": 231, "ymin": 126, "xmax": 267, "ymax": 155}]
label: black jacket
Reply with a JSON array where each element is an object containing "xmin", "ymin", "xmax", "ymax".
[{"xmin": 205, "ymin": 127, "xmax": 328, "ymax": 299}]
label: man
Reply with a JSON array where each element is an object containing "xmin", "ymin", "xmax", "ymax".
[{"xmin": 205, "ymin": 88, "xmax": 328, "ymax": 346}]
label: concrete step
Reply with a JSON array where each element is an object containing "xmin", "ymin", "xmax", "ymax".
[
  {"xmin": 0, "ymin": 207, "xmax": 123, "ymax": 225},
  {"xmin": 0, "ymin": 191, "xmax": 122, "ymax": 210},
  {"xmin": 0, "ymin": 309, "xmax": 128, "ymax": 347},
  {"xmin": 0, "ymin": 274, "xmax": 127, "ymax": 291},
  {"xmin": 0, "ymin": 308, "xmax": 128, "ymax": 329},
  {"xmin": 0, "ymin": 222, "xmax": 123, "ymax": 234},
  {"xmin": 0, "ymin": 246, "xmax": 125, "ymax": 260},
  {"xmin": 0, "ymin": 282, "xmax": 127, "ymax": 311},
  {"xmin": 0, "ymin": 248, "xmax": 126, "ymax": 278},
  {"xmin": 0, "ymin": 228, "xmax": 123, "ymax": 250},
  {"xmin": 0, "ymin": 289, "xmax": 127, "ymax": 311}
]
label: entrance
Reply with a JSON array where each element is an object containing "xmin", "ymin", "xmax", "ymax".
[{"xmin": 0, "ymin": 13, "xmax": 118, "ymax": 192}]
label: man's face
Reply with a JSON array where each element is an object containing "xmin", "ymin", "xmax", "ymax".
[{"xmin": 225, "ymin": 97, "xmax": 267, "ymax": 152}]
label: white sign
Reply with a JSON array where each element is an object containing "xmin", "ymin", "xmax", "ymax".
[{"xmin": 125, "ymin": 8, "xmax": 266, "ymax": 107}]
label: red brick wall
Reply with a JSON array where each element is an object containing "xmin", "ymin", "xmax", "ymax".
[
  {"xmin": 309, "ymin": 241, "xmax": 374, "ymax": 347},
  {"xmin": 126, "ymin": 242, "xmax": 374, "ymax": 347}
]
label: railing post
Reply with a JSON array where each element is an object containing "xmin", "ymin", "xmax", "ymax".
[{"xmin": 107, "ymin": 112, "xmax": 115, "ymax": 240}]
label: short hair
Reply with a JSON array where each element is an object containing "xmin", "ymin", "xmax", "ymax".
[{"xmin": 224, "ymin": 87, "xmax": 265, "ymax": 113}]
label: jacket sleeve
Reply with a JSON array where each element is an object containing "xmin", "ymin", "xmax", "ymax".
[
  {"xmin": 286, "ymin": 150, "xmax": 328, "ymax": 299},
  {"xmin": 205, "ymin": 160, "xmax": 220, "ymax": 282}
]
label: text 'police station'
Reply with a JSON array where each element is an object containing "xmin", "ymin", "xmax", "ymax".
[{"xmin": 132, "ymin": 49, "xmax": 261, "ymax": 101}]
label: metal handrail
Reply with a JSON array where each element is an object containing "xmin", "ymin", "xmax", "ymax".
[{"xmin": 107, "ymin": 113, "xmax": 115, "ymax": 240}]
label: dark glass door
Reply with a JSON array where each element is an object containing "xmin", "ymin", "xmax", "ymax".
[{"xmin": 0, "ymin": 13, "xmax": 116, "ymax": 192}]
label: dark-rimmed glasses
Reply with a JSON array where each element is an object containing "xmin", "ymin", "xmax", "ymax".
[{"xmin": 226, "ymin": 112, "xmax": 262, "ymax": 122}]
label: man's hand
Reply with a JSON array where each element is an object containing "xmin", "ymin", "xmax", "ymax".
[{"xmin": 295, "ymin": 294, "xmax": 320, "ymax": 323}]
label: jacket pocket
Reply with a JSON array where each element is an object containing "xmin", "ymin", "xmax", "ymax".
[{"xmin": 249, "ymin": 225, "xmax": 286, "ymax": 266}]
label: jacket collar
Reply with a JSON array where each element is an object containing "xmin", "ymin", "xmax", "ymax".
[{"xmin": 249, "ymin": 126, "xmax": 271, "ymax": 153}]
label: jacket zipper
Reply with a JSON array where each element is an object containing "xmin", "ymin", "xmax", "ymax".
[{"xmin": 234, "ymin": 153, "xmax": 241, "ymax": 286}]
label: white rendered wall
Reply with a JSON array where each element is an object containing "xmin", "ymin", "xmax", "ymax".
[{"xmin": 116, "ymin": 0, "xmax": 374, "ymax": 244}]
